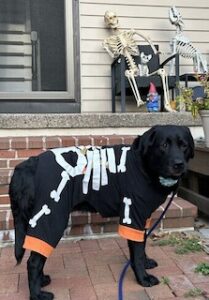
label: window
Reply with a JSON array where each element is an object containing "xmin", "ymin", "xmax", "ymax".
[{"xmin": 0, "ymin": 0, "xmax": 80, "ymax": 112}]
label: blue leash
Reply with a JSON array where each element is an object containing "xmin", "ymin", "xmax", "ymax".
[{"xmin": 118, "ymin": 191, "xmax": 176, "ymax": 300}]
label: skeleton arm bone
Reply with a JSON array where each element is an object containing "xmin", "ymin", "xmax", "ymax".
[{"xmin": 133, "ymin": 31, "xmax": 158, "ymax": 55}]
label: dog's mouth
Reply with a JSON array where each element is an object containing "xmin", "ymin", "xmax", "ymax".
[
  {"xmin": 159, "ymin": 176, "xmax": 179, "ymax": 187},
  {"xmin": 159, "ymin": 162, "xmax": 186, "ymax": 186}
]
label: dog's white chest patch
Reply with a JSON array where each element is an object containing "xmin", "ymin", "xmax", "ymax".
[{"xmin": 159, "ymin": 176, "xmax": 178, "ymax": 187}]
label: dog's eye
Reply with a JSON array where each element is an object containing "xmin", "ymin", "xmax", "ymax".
[
  {"xmin": 162, "ymin": 143, "xmax": 168, "ymax": 149},
  {"xmin": 179, "ymin": 141, "xmax": 187, "ymax": 150}
]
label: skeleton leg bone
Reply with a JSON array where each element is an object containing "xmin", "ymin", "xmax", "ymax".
[
  {"xmin": 149, "ymin": 68, "xmax": 175, "ymax": 112},
  {"xmin": 159, "ymin": 69, "xmax": 175, "ymax": 112},
  {"xmin": 29, "ymin": 205, "xmax": 51, "ymax": 228},
  {"xmin": 125, "ymin": 70, "xmax": 144, "ymax": 107}
]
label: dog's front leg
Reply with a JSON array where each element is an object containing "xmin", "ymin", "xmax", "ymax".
[
  {"xmin": 27, "ymin": 251, "xmax": 54, "ymax": 300},
  {"xmin": 144, "ymin": 237, "xmax": 158, "ymax": 269},
  {"xmin": 128, "ymin": 240, "xmax": 159, "ymax": 287}
]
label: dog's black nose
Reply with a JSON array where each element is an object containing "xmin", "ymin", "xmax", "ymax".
[{"xmin": 173, "ymin": 159, "xmax": 184, "ymax": 170}]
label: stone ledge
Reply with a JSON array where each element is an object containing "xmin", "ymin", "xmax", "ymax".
[{"xmin": 0, "ymin": 112, "xmax": 201, "ymax": 129}]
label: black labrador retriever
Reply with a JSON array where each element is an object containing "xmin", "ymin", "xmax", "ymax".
[{"xmin": 9, "ymin": 125, "xmax": 194, "ymax": 300}]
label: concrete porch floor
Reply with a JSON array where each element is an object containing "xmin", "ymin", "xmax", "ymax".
[{"xmin": 1, "ymin": 235, "xmax": 209, "ymax": 300}]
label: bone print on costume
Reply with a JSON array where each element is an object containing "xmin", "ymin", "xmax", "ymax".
[
  {"xmin": 123, "ymin": 197, "xmax": 132, "ymax": 225},
  {"xmin": 23, "ymin": 145, "xmax": 168, "ymax": 257},
  {"xmin": 29, "ymin": 205, "xmax": 51, "ymax": 228}
]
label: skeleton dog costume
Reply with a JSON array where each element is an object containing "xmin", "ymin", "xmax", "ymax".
[{"xmin": 22, "ymin": 144, "xmax": 171, "ymax": 257}]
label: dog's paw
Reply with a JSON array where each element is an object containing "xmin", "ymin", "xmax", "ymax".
[
  {"xmin": 41, "ymin": 275, "xmax": 51, "ymax": 287},
  {"xmin": 145, "ymin": 257, "xmax": 158, "ymax": 269},
  {"xmin": 137, "ymin": 274, "xmax": 160, "ymax": 287},
  {"xmin": 30, "ymin": 291, "xmax": 54, "ymax": 300}
]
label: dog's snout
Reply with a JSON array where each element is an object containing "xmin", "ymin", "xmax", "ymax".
[{"xmin": 173, "ymin": 159, "xmax": 184, "ymax": 170}]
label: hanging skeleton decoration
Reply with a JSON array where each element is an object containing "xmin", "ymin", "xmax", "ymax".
[
  {"xmin": 169, "ymin": 6, "xmax": 208, "ymax": 74},
  {"xmin": 103, "ymin": 11, "xmax": 174, "ymax": 112}
]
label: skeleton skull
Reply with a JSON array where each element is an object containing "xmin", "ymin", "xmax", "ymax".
[
  {"xmin": 169, "ymin": 6, "xmax": 184, "ymax": 31},
  {"xmin": 104, "ymin": 11, "xmax": 119, "ymax": 29}
]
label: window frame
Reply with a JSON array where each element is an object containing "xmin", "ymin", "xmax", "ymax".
[{"xmin": 0, "ymin": 0, "xmax": 80, "ymax": 113}]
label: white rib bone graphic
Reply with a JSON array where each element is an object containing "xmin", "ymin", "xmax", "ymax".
[
  {"xmin": 92, "ymin": 148, "xmax": 101, "ymax": 191},
  {"xmin": 123, "ymin": 197, "xmax": 132, "ymax": 224},
  {"xmin": 29, "ymin": 205, "xmax": 51, "ymax": 228},
  {"xmin": 101, "ymin": 148, "xmax": 108, "ymax": 186},
  {"xmin": 106, "ymin": 148, "xmax": 116, "ymax": 173},
  {"xmin": 117, "ymin": 147, "xmax": 130, "ymax": 172},
  {"xmin": 51, "ymin": 147, "xmax": 87, "ymax": 177},
  {"xmin": 50, "ymin": 171, "xmax": 70, "ymax": 202},
  {"xmin": 50, "ymin": 146, "xmax": 129, "ymax": 197},
  {"xmin": 83, "ymin": 150, "xmax": 94, "ymax": 194},
  {"xmin": 50, "ymin": 147, "xmax": 87, "ymax": 201}
]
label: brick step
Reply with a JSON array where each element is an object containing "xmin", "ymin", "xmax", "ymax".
[
  {"xmin": 0, "ymin": 193, "xmax": 9, "ymax": 205},
  {"xmin": 68, "ymin": 197, "xmax": 197, "ymax": 236},
  {"xmin": 0, "ymin": 197, "xmax": 197, "ymax": 243}
]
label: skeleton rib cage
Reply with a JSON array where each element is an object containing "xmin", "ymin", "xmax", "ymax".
[{"xmin": 28, "ymin": 146, "xmax": 131, "ymax": 228}]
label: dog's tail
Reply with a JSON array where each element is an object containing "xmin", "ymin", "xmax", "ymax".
[{"xmin": 9, "ymin": 157, "xmax": 38, "ymax": 264}]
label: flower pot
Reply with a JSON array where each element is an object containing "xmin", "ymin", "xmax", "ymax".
[{"xmin": 199, "ymin": 110, "xmax": 209, "ymax": 147}]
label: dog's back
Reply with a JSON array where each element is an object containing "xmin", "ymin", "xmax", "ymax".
[{"xmin": 9, "ymin": 156, "xmax": 38, "ymax": 263}]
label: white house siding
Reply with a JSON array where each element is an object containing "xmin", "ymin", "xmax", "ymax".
[{"xmin": 79, "ymin": 0, "xmax": 209, "ymax": 112}]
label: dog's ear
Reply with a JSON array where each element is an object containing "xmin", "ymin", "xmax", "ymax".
[
  {"xmin": 131, "ymin": 135, "xmax": 141, "ymax": 151},
  {"xmin": 132, "ymin": 126, "xmax": 158, "ymax": 156},
  {"xmin": 183, "ymin": 126, "xmax": 195, "ymax": 159}
]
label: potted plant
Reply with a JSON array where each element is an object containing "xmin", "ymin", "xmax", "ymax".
[
  {"xmin": 191, "ymin": 74, "xmax": 209, "ymax": 117},
  {"xmin": 193, "ymin": 74, "xmax": 209, "ymax": 147},
  {"xmin": 182, "ymin": 73, "xmax": 209, "ymax": 147},
  {"xmin": 175, "ymin": 86, "xmax": 193, "ymax": 112}
]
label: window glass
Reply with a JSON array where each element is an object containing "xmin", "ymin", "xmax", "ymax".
[{"xmin": 0, "ymin": 0, "xmax": 74, "ymax": 96}]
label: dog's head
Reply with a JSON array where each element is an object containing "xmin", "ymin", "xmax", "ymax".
[{"xmin": 132, "ymin": 125, "xmax": 194, "ymax": 187}]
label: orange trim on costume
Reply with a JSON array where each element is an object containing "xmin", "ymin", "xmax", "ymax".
[
  {"xmin": 23, "ymin": 236, "xmax": 54, "ymax": 258},
  {"xmin": 118, "ymin": 225, "xmax": 145, "ymax": 242},
  {"xmin": 145, "ymin": 218, "xmax": 152, "ymax": 229}
]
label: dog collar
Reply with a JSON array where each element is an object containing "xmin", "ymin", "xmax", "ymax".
[{"xmin": 159, "ymin": 176, "xmax": 178, "ymax": 187}]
